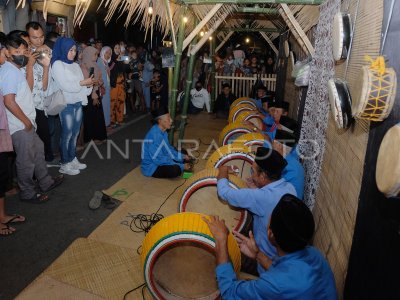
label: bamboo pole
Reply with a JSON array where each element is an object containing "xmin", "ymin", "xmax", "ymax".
[
  {"xmin": 218, "ymin": 28, "xmax": 280, "ymax": 32},
  {"xmin": 210, "ymin": 35, "xmax": 216, "ymax": 112},
  {"xmin": 164, "ymin": 0, "xmax": 177, "ymax": 53},
  {"xmin": 169, "ymin": 8, "xmax": 188, "ymax": 144},
  {"xmin": 182, "ymin": 0, "xmax": 323, "ymax": 4},
  {"xmin": 182, "ymin": 4, "xmax": 223, "ymax": 51},
  {"xmin": 260, "ymin": 32, "xmax": 279, "ymax": 55},
  {"xmin": 216, "ymin": 31, "xmax": 234, "ymax": 52},
  {"xmin": 237, "ymin": 7, "xmax": 279, "ymax": 14}
]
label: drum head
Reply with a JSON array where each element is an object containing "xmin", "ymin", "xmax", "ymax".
[
  {"xmin": 328, "ymin": 78, "xmax": 353, "ymax": 129},
  {"xmin": 376, "ymin": 123, "xmax": 400, "ymax": 197},
  {"xmin": 284, "ymin": 40, "xmax": 290, "ymax": 58},
  {"xmin": 332, "ymin": 12, "xmax": 351, "ymax": 62}
]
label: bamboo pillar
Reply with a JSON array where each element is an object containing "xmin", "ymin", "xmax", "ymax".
[
  {"xmin": 168, "ymin": 8, "xmax": 187, "ymax": 144},
  {"xmin": 168, "ymin": 67, "xmax": 173, "ymax": 112},
  {"xmin": 210, "ymin": 35, "xmax": 216, "ymax": 112}
]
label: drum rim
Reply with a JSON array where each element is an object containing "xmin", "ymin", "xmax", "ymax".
[
  {"xmin": 329, "ymin": 78, "xmax": 353, "ymax": 128},
  {"xmin": 222, "ymin": 128, "xmax": 253, "ymax": 145},
  {"xmin": 332, "ymin": 12, "xmax": 352, "ymax": 61}
]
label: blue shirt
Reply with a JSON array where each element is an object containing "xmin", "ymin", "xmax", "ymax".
[
  {"xmin": 217, "ymin": 178, "xmax": 296, "ymax": 273},
  {"xmin": 141, "ymin": 124, "xmax": 184, "ymax": 176},
  {"xmin": 282, "ymin": 148, "xmax": 304, "ymax": 199},
  {"xmin": 216, "ymin": 246, "xmax": 338, "ymax": 300}
]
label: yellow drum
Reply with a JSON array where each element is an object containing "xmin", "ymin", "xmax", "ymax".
[
  {"xmin": 230, "ymin": 97, "xmax": 257, "ymax": 109},
  {"xmin": 141, "ymin": 212, "xmax": 241, "ymax": 300},
  {"xmin": 228, "ymin": 104, "xmax": 256, "ymax": 123},
  {"xmin": 177, "ymin": 168, "xmax": 249, "ymax": 232},
  {"xmin": 219, "ymin": 122, "xmax": 254, "ymax": 146},
  {"xmin": 235, "ymin": 110, "xmax": 265, "ymax": 130},
  {"xmin": 206, "ymin": 144, "xmax": 254, "ymax": 180},
  {"xmin": 233, "ymin": 132, "xmax": 268, "ymax": 152}
]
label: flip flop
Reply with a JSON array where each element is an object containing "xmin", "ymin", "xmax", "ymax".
[
  {"xmin": 42, "ymin": 175, "xmax": 64, "ymax": 193},
  {"xmin": 0, "ymin": 224, "xmax": 15, "ymax": 236},
  {"xmin": 21, "ymin": 193, "xmax": 49, "ymax": 204},
  {"xmin": 1, "ymin": 214, "xmax": 26, "ymax": 225},
  {"xmin": 88, "ymin": 191, "xmax": 103, "ymax": 210}
]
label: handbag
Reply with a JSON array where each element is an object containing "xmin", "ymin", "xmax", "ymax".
[{"xmin": 43, "ymin": 89, "xmax": 67, "ymax": 116}]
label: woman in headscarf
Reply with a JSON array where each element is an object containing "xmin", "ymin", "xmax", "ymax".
[
  {"xmin": 97, "ymin": 46, "xmax": 112, "ymax": 128},
  {"xmin": 81, "ymin": 46, "xmax": 107, "ymax": 144},
  {"xmin": 51, "ymin": 37, "xmax": 95, "ymax": 176}
]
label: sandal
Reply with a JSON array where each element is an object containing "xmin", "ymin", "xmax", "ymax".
[
  {"xmin": 21, "ymin": 193, "xmax": 49, "ymax": 204},
  {"xmin": 0, "ymin": 224, "xmax": 15, "ymax": 236},
  {"xmin": 42, "ymin": 175, "xmax": 64, "ymax": 193},
  {"xmin": 1, "ymin": 214, "xmax": 26, "ymax": 225},
  {"xmin": 88, "ymin": 191, "xmax": 103, "ymax": 210}
]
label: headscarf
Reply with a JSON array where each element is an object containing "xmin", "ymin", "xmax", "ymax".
[
  {"xmin": 80, "ymin": 46, "xmax": 101, "ymax": 80},
  {"xmin": 100, "ymin": 46, "xmax": 112, "ymax": 64},
  {"xmin": 51, "ymin": 37, "xmax": 76, "ymax": 66}
]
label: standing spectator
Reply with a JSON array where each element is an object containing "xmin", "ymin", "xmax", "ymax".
[
  {"xmin": 97, "ymin": 46, "xmax": 112, "ymax": 127},
  {"xmin": 188, "ymin": 81, "xmax": 211, "ymax": 114},
  {"xmin": 1, "ymin": 34, "xmax": 63, "ymax": 203},
  {"xmin": 150, "ymin": 70, "xmax": 163, "ymax": 111},
  {"xmin": 94, "ymin": 39, "xmax": 103, "ymax": 52},
  {"xmin": 233, "ymin": 44, "xmax": 245, "ymax": 68},
  {"xmin": 241, "ymin": 58, "xmax": 252, "ymax": 76},
  {"xmin": 110, "ymin": 58, "xmax": 126, "ymax": 127},
  {"xmin": 223, "ymin": 55, "xmax": 235, "ymax": 74},
  {"xmin": 142, "ymin": 59, "xmax": 154, "ymax": 111},
  {"xmin": 81, "ymin": 46, "xmax": 107, "ymax": 144},
  {"xmin": 51, "ymin": 37, "xmax": 95, "ymax": 175},
  {"xmin": 113, "ymin": 43, "xmax": 122, "ymax": 61},
  {"xmin": 250, "ymin": 56, "xmax": 260, "ymax": 74},
  {"xmin": 128, "ymin": 51, "xmax": 146, "ymax": 112},
  {"xmin": 265, "ymin": 57, "xmax": 275, "ymax": 74}
]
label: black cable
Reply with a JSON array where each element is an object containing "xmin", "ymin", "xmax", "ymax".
[
  {"xmin": 141, "ymin": 284, "xmax": 147, "ymax": 300},
  {"xmin": 123, "ymin": 283, "xmax": 146, "ymax": 300}
]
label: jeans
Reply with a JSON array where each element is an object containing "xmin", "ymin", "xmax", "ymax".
[{"xmin": 59, "ymin": 102, "xmax": 83, "ymax": 164}]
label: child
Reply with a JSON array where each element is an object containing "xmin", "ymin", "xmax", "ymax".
[{"xmin": 150, "ymin": 70, "xmax": 163, "ymax": 111}]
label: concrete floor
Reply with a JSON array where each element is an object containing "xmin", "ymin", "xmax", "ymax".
[{"xmin": 0, "ymin": 112, "xmax": 151, "ymax": 300}]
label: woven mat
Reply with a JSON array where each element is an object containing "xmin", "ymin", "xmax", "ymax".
[{"xmin": 42, "ymin": 238, "xmax": 146, "ymax": 300}]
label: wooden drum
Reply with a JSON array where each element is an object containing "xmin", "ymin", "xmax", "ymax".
[
  {"xmin": 352, "ymin": 65, "xmax": 397, "ymax": 121},
  {"xmin": 332, "ymin": 12, "xmax": 351, "ymax": 62},
  {"xmin": 328, "ymin": 78, "xmax": 353, "ymax": 129},
  {"xmin": 219, "ymin": 122, "xmax": 254, "ymax": 146},
  {"xmin": 235, "ymin": 110, "xmax": 264, "ymax": 130},
  {"xmin": 376, "ymin": 123, "xmax": 400, "ymax": 197},
  {"xmin": 177, "ymin": 168, "xmax": 249, "ymax": 232},
  {"xmin": 206, "ymin": 144, "xmax": 255, "ymax": 180},
  {"xmin": 141, "ymin": 212, "xmax": 241, "ymax": 300},
  {"xmin": 228, "ymin": 104, "xmax": 256, "ymax": 123},
  {"xmin": 230, "ymin": 97, "xmax": 257, "ymax": 109},
  {"xmin": 233, "ymin": 132, "xmax": 268, "ymax": 152}
]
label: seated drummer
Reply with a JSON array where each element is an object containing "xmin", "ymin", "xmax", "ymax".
[
  {"xmin": 254, "ymin": 85, "xmax": 276, "ymax": 115},
  {"xmin": 217, "ymin": 147, "xmax": 296, "ymax": 274},
  {"xmin": 141, "ymin": 107, "xmax": 191, "ymax": 178},
  {"xmin": 203, "ymin": 194, "xmax": 338, "ymax": 300},
  {"xmin": 273, "ymin": 102, "xmax": 298, "ymax": 134}
]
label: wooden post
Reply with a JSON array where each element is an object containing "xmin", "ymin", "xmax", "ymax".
[
  {"xmin": 169, "ymin": 8, "xmax": 187, "ymax": 144},
  {"xmin": 210, "ymin": 35, "xmax": 216, "ymax": 111},
  {"xmin": 164, "ymin": 0, "xmax": 177, "ymax": 53}
]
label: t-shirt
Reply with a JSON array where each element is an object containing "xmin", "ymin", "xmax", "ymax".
[
  {"xmin": 190, "ymin": 88, "xmax": 211, "ymax": 112},
  {"xmin": 0, "ymin": 61, "xmax": 36, "ymax": 135},
  {"xmin": 129, "ymin": 59, "xmax": 140, "ymax": 80}
]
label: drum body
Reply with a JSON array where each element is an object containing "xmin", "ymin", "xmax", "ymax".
[
  {"xmin": 235, "ymin": 110, "xmax": 264, "ymax": 130},
  {"xmin": 328, "ymin": 78, "xmax": 353, "ymax": 129},
  {"xmin": 332, "ymin": 12, "xmax": 351, "ymax": 62},
  {"xmin": 228, "ymin": 104, "xmax": 256, "ymax": 123},
  {"xmin": 233, "ymin": 132, "xmax": 268, "ymax": 152},
  {"xmin": 352, "ymin": 66, "xmax": 397, "ymax": 121},
  {"xmin": 141, "ymin": 212, "xmax": 241, "ymax": 300},
  {"xmin": 230, "ymin": 97, "xmax": 257, "ymax": 109},
  {"xmin": 376, "ymin": 123, "xmax": 400, "ymax": 197},
  {"xmin": 219, "ymin": 122, "xmax": 254, "ymax": 146},
  {"xmin": 177, "ymin": 168, "xmax": 249, "ymax": 232},
  {"xmin": 206, "ymin": 144, "xmax": 255, "ymax": 180}
]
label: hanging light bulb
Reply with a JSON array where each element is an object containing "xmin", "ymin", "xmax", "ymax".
[
  {"xmin": 183, "ymin": 16, "xmax": 188, "ymax": 23},
  {"xmin": 209, "ymin": 36, "xmax": 213, "ymax": 41},
  {"xmin": 245, "ymin": 38, "xmax": 250, "ymax": 44},
  {"xmin": 148, "ymin": 0, "xmax": 153, "ymax": 15}
]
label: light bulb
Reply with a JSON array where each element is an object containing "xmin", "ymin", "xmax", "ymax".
[
  {"xmin": 183, "ymin": 16, "xmax": 188, "ymax": 23},
  {"xmin": 200, "ymin": 31, "xmax": 204, "ymax": 37},
  {"xmin": 148, "ymin": 6, "xmax": 153, "ymax": 15},
  {"xmin": 209, "ymin": 36, "xmax": 213, "ymax": 41},
  {"xmin": 245, "ymin": 38, "xmax": 250, "ymax": 43}
]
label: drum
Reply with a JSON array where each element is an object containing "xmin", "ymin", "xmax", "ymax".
[
  {"xmin": 230, "ymin": 97, "xmax": 257, "ymax": 109},
  {"xmin": 228, "ymin": 104, "xmax": 256, "ymax": 123},
  {"xmin": 219, "ymin": 122, "xmax": 255, "ymax": 146},
  {"xmin": 352, "ymin": 65, "xmax": 397, "ymax": 121},
  {"xmin": 332, "ymin": 12, "xmax": 352, "ymax": 62},
  {"xmin": 141, "ymin": 212, "xmax": 241, "ymax": 300},
  {"xmin": 328, "ymin": 78, "xmax": 353, "ymax": 129},
  {"xmin": 284, "ymin": 40, "xmax": 290, "ymax": 58},
  {"xmin": 177, "ymin": 168, "xmax": 249, "ymax": 232},
  {"xmin": 376, "ymin": 123, "xmax": 400, "ymax": 197},
  {"xmin": 233, "ymin": 132, "xmax": 268, "ymax": 152},
  {"xmin": 235, "ymin": 110, "xmax": 264, "ymax": 130},
  {"xmin": 206, "ymin": 144, "xmax": 255, "ymax": 180}
]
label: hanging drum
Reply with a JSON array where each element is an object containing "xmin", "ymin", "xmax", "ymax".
[
  {"xmin": 141, "ymin": 212, "xmax": 241, "ymax": 300},
  {"xmin": 233, "ymin": 132, "xmax": 268, "ymax": 151},
  {"xmin": 206, "ymin": 144, "xmax": 255, "ymax": 180},
  {"xmin": 332, "ymin": 12, "xmax": 351, "ymax": 62},
  {"xmin": 376, "ymin": 123, "xmax": 400, "ymax": 198},
  {"xmin": 177, "ymin": 168, "xmax": 249, "ymax": 232},
  {"xmin": 228, "ymin": 104, "xmax": 256, "ymax": 123},
  {"xmin": 284, "ymin": 40, "xmax": 290, "ymax": 58},
  {"xmin": 219, "ymin": 122, "xmax": 254, "ymax": 146},
  {"xmin": 352, "ymin": 60, "xmax": 397, "ymax": 121},
  {"xmin": 235, "ymin": 110, "xmax": 265, "ymax": 130},
  {"xmin": 328, "ymin": 78, "xmax": 353, "ymax": 129},
  {"xmin": 230, "ymin": 97, "xmax": 257, "ymax": 109}
]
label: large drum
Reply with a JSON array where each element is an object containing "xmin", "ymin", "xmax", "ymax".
[
  {"xmin": 328, "ymin": 78, "xmax": 353, "ymax": 129},
  {"xmin": 376, "ymin": 123, "xmax": 400, "ymax": 197},
  {"xmin": 230, "ymin": 97, "xmax": 257, "ymax": 109},
  {"xmin": 235, "ymin": 110, "xmax": 265, "ymax": 130},
  {"xmin": 233, "ymin": 132, "xmax": 268, "ymax": 152},
  {"xmin": 177, "ymin": 168, "xmax": 249, "ymax": 232},
  {"xmin": 228, "ymin": 104, "xmax": 256, "ymax": 123},
  {"xmin": 332, "ymin": 12, "xmax": 352, "ymax": 62},
  {"xmin": 206, "ymin": 144, "xmax": 255, "ymax": 180},
  {"xmin": 219, "ymin": 122, "xmax": 254, "ymax": 146},
  {"xmin": 141, "ymin": 212, "xmax": 241, "ymax": 300},
  {"xmin": 352, "ymin": 64, "xmax": 397, "ymax": 121}
]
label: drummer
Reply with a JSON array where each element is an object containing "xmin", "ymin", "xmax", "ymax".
[
  {"xmin": 217, "ymin": 147, "xmax": 296, "ymax": 274},
  {"xmin": 141, "ymin": 106, "xmax": 191, "ymax": 178},
  {"xmin": 254, "ymin": 85, "xmax": 276, "ymax": 115},
  {"xmin": 203, "ymin": 194, "xmax": 338, "ymax": 299}
]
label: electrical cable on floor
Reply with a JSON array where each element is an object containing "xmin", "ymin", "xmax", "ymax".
[{"xmin": 123, "ymin": 282, "xmax": 146, "ymax": 300}]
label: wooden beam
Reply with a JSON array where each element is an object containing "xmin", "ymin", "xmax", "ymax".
[
  {"xmin": 260, "ymin": 32, "xmax": 279, "ymax": 55},
  {"xmin": 182, "ymin": 4, "xmax": 223, "ymax": 51},
  {"xmin": 181, "ymin": 0, "xmax": 324, "ymax": 4},
  {"xmin": 236, "ymin": 7, "xmax": 279, "ymax": 14},
  {"xmin": 164, "ymin": 0, "xmax": 177, "ymax": 53},
  {"xmin": 279, "ymin": 3, "xmax": 315, "ymax": 56},
  {"xmin": 218, "ymin": 28, "xmax": 280, "ymax": 32},
  {"xmin": 215, "ymin": 31, "xmax": 234, "ymax": 52}
]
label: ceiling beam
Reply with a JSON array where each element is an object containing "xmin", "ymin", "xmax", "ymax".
[
  {"xmin": 236, "ymin": 7, "xmax": 279, "ymax": 14},
  {"xmin": 215, "ymin": 31, "xmax": 234, "ymax": 52},
  {"xmin": 218, "ymin": 28, "xmax": 280, "ymax": 32},
  {"xmin": 164, "ymin": 0, "xmax": 177, "ymax": 53},
  {"xmin": 181, "ymin": 0, "xmax": 324, "ymax": 4},
  {"xmin": 260, "ymin": 32, "xmax": 279, "ymax": 55}
]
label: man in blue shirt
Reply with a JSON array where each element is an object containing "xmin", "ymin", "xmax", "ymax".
[
  {"xmin": 203, "ymin": 194, "xmax": 338, "ymax": 300},
  {"xmin": 217, "ymin": 147, "xmax": 296, "ymax": 274}
]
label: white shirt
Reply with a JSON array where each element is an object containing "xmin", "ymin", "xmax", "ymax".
[
  {"xmin": 190, "ymin": 88, "xmax": 210, "ymax": 112},
  {"xmin": 0, "ymin": 61, "xmax": 36, "ymax": 135},
  {"xmin": 51, "ymin": 61, "xmax": 92, "ymax": 105}
]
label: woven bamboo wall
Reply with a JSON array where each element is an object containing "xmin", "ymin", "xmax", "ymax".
[{"xmin": 312, "ymin": 0, "xmax": 384, "ymax": 296}]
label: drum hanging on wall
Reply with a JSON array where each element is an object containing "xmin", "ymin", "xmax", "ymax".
[
  {"xmin": 177, "ymin": 168, "xmax": 249, "ymax": 232},
  {"xmin": 141, "ymin": 212, "xmax": 241, "ymax": 300},
  {"xmin": 235, "ymin": 110, "xmax": 265, "ymax": 130},
  {"xmin": 332, "ymin": 12, "xmax": 352, "ymax": 62},
  {"xmin": 219, "ymin": 122, "xmax": 254, "ymax": 146},
  {"xmin": 230, "ymin": 97, "xmax": 257, "ymax": 110},
  {"xmin": 206, "ymin": 144, "xmax": 254, "ymax": 180},
  {"xmin": 328, "ymin": 78, "xmax": 353, "ymax": 129},
  {"xmin": 376, "ymin": 123, "xmax": 400, "ymax": 198},
  {"xmin": 228, "ymin": 104, "xmax": 256, "ymax": 123},
  {"xmin": 284, "ymin": 40, "xmax": 290, "ymax": 58}
]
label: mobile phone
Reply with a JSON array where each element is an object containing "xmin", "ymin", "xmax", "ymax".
[
  {"xmin": 120, "ymin": 55, "xmax": 130, "ymax": 62},
  {"xmin": 89, "ymin": 67, "xmax": 94, "ymax": 77}
]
